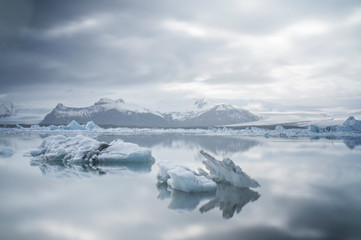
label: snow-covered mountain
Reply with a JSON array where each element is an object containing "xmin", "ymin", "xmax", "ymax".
[
  {"xmin": 162, "ymin": 99, "xmax": 259, "ymax": 127},
  {"xmin": 41, "ymin": 98, "xmax": 167, "ymax": 127},
  {"xmin": 41, "ymin": 98, "xmax": 259, "ymax": 127},
  {"xmin": 0, "ymin": 101, "xmax": 15, "ymax": 118}
]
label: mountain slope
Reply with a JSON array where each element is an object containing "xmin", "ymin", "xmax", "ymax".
[
  {"xmin": 41, "ymin": 98, "xmax": 259, "ymax": 127},
  {"xmin": 41, "ymin": 98, "xmax": 168, "ymax": 127}
]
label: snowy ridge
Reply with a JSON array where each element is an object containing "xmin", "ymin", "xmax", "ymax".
[{"xmin": 41, "ymin": 98, "xmax": 259, "ymax": 127}]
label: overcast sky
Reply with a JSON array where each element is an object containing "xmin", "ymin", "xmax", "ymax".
[{"xmin": 0, "ymin": 0, "xmax": 360, "ymax": 113}]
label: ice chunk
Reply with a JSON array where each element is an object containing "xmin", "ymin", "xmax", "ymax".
[
  {"xmin": 199, "ymin": 150, "xmax": 260, "ymax": 188},
  {"xmin": 30, "ymin": 135, "xmax": 107, "ymax": 162},
  {"xmin": 157, "ymin": 162, "xmax": 216, "ymax": 192},
  {"xmin": 343, "ymin": 116, "xmax": 361, "ymax": 132},
  {"xmin": 63, "ymin": 120, "xmax": 86, "ymax": 130},
  {"xmin": 85, "ymin": 121, "xmax": 101, "ymax": 130},
  {"xmin": 308, "ymin": 124, "xmax": 321, "ymax": 133},
  {"xmin": 98, "ymin": 140, "xmax": 154, "ymax": 162},
  {"xmin": 30, "ymin": 135, "xmax": 153, "ymax": 163},
  {"xmin": 167, "ymin": 167, "xmax": 217, "ymax": 193},
  {"xmin": 0, "ymin": 147, "xmax": 14, "ymax": 158},
  {"xmin": 30, "ymin": 159, "xmax": 154, "ymax": 178}
]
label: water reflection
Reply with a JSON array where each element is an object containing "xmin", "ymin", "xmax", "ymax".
[
  {"xmin": 156, "ymin": 183, "xmax": 260, "ymax": 218},
  {"xmin": 200, "ymin": 184, "xmax": 260, "ymax": 219},
  {"xmin": 97, "ymin": 134, "xmax": 259, "ymax": 155},
  {"xmin": 343, "ymin": 137, "xmax": 361, "ymax": 149},
  {"xmin": 30, "ymin": 157, "xmax": 155, "ymax": 178}
]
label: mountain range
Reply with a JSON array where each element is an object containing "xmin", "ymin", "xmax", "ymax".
[{"xmin": 41, "ymin": 98, "xmax": 259, "ymax": 127}]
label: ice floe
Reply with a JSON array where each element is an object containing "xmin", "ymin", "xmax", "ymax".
[
  {"xmin": 157, "ymin": 151, "xmax": 259, "ymax": 193},
  {"xmin": 97, "ymin": 140, "xmax": 153, "ymax": 162},
  {"xmin": 199, "ymin": 150, "xmax": 260, "ymax": 188},
  {"xmin": 30, "ymin": 135, "xmax": 154, "ymax": 163},
  {"xmin": 157, "ymin": 162, "xmax": 216, "ymax": 193},
  {"xmin": 30, "ymin": 135, "xmax": 108, "ymax": 162}
]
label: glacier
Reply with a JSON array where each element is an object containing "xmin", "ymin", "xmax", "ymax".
[
  {"xmin": 30, "ymin": 134, "xmax": 154, "ymax": 163},
  {"xmin": 157, "ymin": 151, "xmax": 259, "ymax": 193},
  {"xmin": 1, "ymin": 117, "xmax": 361, "ymax": 139}
]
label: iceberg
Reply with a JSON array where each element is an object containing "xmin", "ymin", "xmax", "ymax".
[
  {"xmin": 157, "ymin": 162, "xmax": 216, "ymax": 193},
  {"xmin": 97, "ymin": 140, "xmax": 154, "ymax": 162},
  {"xmin": 30, "ymin": 135, "xmax": 107, "ymax": 162},
  {"xmin": 85, "ymin": 121, "xmax": 100, "ymax": 130},
  {"xmin": 157, "ymin": 151, "xmax": 260, "ymax": 193},
  {"xmin": 343, "ymin": 116, "xmax": 361, "ymax": 132},
  {"xmin": 167, "ymin": 167, "xmax": 217, "ymax": 193},
  {"xmin": 63, "ymin": 120, "xmax": 86, "ymax": 130},
  {"xmin": 30, "ymin": 135, "xmax": 153, "ymax": 163},
  {"xmin": 0, "ymin": 147, "xmax": 14, "ymax": 158},
  {"xmin": 199, "ymin": 150, "xmax": 260, "ymax": 188},
  {"xmin": 31, "ymin": 159, "xmax": 155, "ymax": 178}
]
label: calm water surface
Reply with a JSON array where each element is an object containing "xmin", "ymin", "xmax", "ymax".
[{"xmin": 0, "ymin": 133, "xmax": 361, "ymax": 240}]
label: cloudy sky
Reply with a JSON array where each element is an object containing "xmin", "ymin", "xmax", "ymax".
[{"xmin": 1, "ymin": 0, "xmax": 361, "ymax": 114}]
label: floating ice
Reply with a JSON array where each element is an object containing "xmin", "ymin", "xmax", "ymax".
[
  {"xmin": 343, "ymin": 116, "xmax": 361, "ymax": 132},
  {"xmin": 30, "ymin": 135, "xmax": 107, "ymax": 162},
  {"xmin": 85, "ymin": 121, "xmax": 100, "ymax": 130},
  {"xmin": 157, "ymin": 151, "xmax": 259, "ymax": 192},
  {"xmin": 98, "ymin": 140, "xmax": 154, "ymax": 162},
  {"xmin": 199, "ymin": 150, "xmax": 260, "ymax": 188},
  {"xmin": 167, "ymin": 167, "xmax": 217, "ymax": 193},
  {"xmin": 31, "ymin": 159, "xmax": 155, "ymax": 178},
  {"xmin": 0, "ymin": 147, "xmax": 14, "ymax": 158},
  {"xmin": 63, "ymin": 120, "xmax": 86, "ymax": 130},
  {"xmin": 30, "ymin": 135, "xmax": 153, "ymax": 163},
  {"xmin": 157, "ymin": 162, "xmax": 216, "ymax": 193}
]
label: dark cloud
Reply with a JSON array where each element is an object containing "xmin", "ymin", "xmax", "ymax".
[{"xmin": 0, "ymin": 0, "xmax": 360, "ymax": 112}]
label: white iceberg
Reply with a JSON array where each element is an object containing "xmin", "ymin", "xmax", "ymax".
[
  {"xmin": 0, "ymin": 147, "xmax": 14, "ymax": 158},
  {"xmin": 199, "ymin": 150, "xmax": 260, "ymax": 188},
  {"xmin": 167, "ymin": 167, "xmax": 217, "ymax": 193},
  {"xmin": 98, "ymin": 140, "xmax": 154, "ymax": 162},
  {"xmin": 85, "ymin": 121, "xmax": 101, "ymax": 130},
  {"xmin": 30, "ymin": 135, "xmax": 107, "ymax": 162},
  {"xmin": 343, "ymin": 116, "xmax": 361, "ymax": 132},
  {"xmin": 157, "ymin": 162, "xmax": 216, "ymax": 193},
  {"xmin": 157, "ymin": 151, "xmax": 259, "ymax": 192},
  {"xmin": 30, "ymin": 135, "xmax": 153, "ymax": 163}
]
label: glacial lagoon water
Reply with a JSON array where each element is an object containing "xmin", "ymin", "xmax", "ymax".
[{"xmin": 1, "ymin": 132, "xmax": 361, "ymax": 240}]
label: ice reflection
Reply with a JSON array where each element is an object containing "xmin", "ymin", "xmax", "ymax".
[
  {"xmin": 200, "ymin": 184, "xmax": 260, "ymax": 219},
  {"xmin": 343, "ymin": 137, "xmax": 361, "ymax": 149},
  {"xmin": 30, "ymin": 157, "xmax": 155, "ymax": 178},
  {"xmin": 156, "ymin": 183, "xmax": 260, "ymax": 218},
  {"xmin": 97, "ymin": 134, "xmax": 259, "ymax": 155}
]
